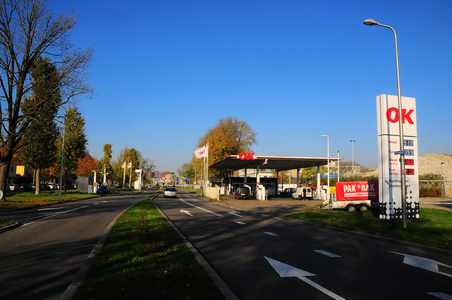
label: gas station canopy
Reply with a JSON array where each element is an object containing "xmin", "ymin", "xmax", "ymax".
[{"xmin": 209, "ymin": 155, "xmax": 341, "ymax": 171}]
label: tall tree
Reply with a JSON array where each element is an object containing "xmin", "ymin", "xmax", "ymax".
[
  {"xmin": 195, "ymin": 116, "xmax": 257, "ymax": 176},
  {"xmin": 101, "ymin": 144, "xmax": 112, "ymax": 185},
  {"xmin": 0, "ymin": 0, "xmax": 94, "ymax": 200},
  {"xmin": 58, "ymin": 106, "xmax": 87, "ymax": 191},
  {"xmin": 21, "ymin": 57, "xmax": 61, "ymax": 194}
]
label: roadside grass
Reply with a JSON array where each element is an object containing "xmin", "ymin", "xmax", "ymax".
[
  {"xmin": 0, "ymin": 190, "xmax": 100, "ymax": 210},
  {"xmin": 71, "ymin": 195, "xmax": 225, "ymax": 300},
  {"xmin": 110, "ymin": 187, "xmax": 135, "ymax": 192},
  {"xmin": 288, "ymin": 208, "xmax": 452, "ymax": 251},
  {"xmin": 0, "ymin": 217, "xmax": 13, "ymax": 227}
]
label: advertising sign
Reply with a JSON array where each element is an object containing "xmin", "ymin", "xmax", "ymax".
[
  {"xmin": 336, "ymin": 181, "xmax": 379, "ymax": 201},
  {"xmin": 377, "ymin": 95, "xmax": 419, "ymax": 220}
]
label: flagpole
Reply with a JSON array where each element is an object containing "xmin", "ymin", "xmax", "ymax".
[{"xmin": 123, "ymin": 162, "xmax": 126, "ymax": 187}]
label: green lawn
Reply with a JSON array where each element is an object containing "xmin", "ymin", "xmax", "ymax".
[
  {"xmin": 71, "ymin": 194, "xmax": 225, "ymax": 300},
  {"xmin": 0, "ymin": 190, "xmax": 100, "ymax": 210},
  {"xmin": 288, "ymin": 207, "xmax": 452, "ymax": 251}
]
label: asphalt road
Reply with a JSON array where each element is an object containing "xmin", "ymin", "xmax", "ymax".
[
  {"xmin": 0, "ymin": 191, "xmax": 150, "ymax": 300},
  {"xmin": 154, "ymin": 189, "xmax": 452, "ymax": 300}
]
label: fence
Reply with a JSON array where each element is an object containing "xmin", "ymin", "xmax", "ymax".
[{"xmin": 203, "ymin": 186, "xmax": 220, "ymax": 200}]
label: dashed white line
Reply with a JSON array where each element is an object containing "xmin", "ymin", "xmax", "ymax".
[
  {"xmin": 264, "ymin": 232, "xmax": 279, "ymax": 236},
  {"xmin": 22, "ymin": 206, "xmax": 89, "ymax": 226}
]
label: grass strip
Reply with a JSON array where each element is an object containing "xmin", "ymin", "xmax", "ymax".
[
  {"xmin": 71, "ymin": 195, "xmax": 225, "ymax": 300},
  {"xmin": 0, "ymin": 217, "xmax": 13, "ymax": 227},
  {"xmin": 0, "ymin": 190, "xmax": 100, "ymax": 210},
  {"xmin": 288, "ymin": 207, "xmax": 452, "ymax": 251}
]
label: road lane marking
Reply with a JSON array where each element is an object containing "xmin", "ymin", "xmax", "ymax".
[
  {"xmin": 178, "ymin": 197, "xmax": 223, "ymax": 217},
  {"xmin": 390, "ymin": 251, "xmax": 452, "ymax": 278},
  {"xmin": 235, "ymin": 221, "xmax": 245, "ymax": 225},
  {"xmin": 180, "ymin": 210, "xmax": 193, "ymax": 216},
  {"xmin": 264, "ymin": 232, "xmax": 279, "ymax": 236},
  {"xmin": 22, "ymin": 206, "xmax": 89, "ymax": 226},
  {"xmin": 314, "ymin": 250, "xmax": 341, "ymax": 258},
  {"xmin": 38, "ymin": 207, "xmax": 67, "ymax": 211},
  {"xmin": 227, "ymin": 211, "xmax": 242, "ymax": 217},
  {"xmin": 265, "ymin": 256, "xmax": 345, "ymax": 300},
  {"xmin": 427, "ymin": 292, "xmax": 452, "ymax": 300}
]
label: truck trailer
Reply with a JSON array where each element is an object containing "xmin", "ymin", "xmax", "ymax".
[{"xmin": 324, "ymin": 181, "xmax": 379, "ymax": 212}]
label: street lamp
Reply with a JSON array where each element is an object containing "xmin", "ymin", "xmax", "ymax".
[
  {"xmin": 321, "ymin": 135, "xmax": 330, "ymax": 202},
  {"xmin": 350, "ymin": 140, "xmax": 356, "ymax": 176},
  {"xmin": 364, "ymin": 19, "xmax": 407, "ymax": 228},
  {"xmin": 441, "ymin": 162, "xmax": 445, "ymax": 198}
]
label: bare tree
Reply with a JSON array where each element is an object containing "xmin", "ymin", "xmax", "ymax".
[{"xmin": 0, "ymin": 0, "xmax": 94, "ymax": 200}]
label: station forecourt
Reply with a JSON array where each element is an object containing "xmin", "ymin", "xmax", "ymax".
[{"xmin": 209, "ymin": 154, "xmax": 341, "ymax": 199}]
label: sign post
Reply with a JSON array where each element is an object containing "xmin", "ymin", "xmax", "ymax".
[{"xmin": 377, "ymin": 94, "xmax": 419, "ymax": 221}]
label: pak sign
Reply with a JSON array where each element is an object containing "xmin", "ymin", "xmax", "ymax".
[{"xmin": 377, "ymin": 94, "xmax": 419, "ymax": 220}]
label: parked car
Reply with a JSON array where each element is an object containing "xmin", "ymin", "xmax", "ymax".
[
  {"xmin": 47, "ymin": 183, "xmax": 57, "ymax": 190},
  {"xmin": 97, "ymin": 186, "xmax": 110, "ymax": 194},
  {"xmin": 164, "ymin": 187, "xmax": 177, "ymax": 198},
  {"xmin": 280, "ymin": 187, "xmax": 296, "ymax": 197},
  {"xmin": 292, "ymin": 187, "xmax": 314, "ymax": 200},
  {"xmin": 20, "ymin": 183, "xmax": 34, "ymax": 191},
  {"xmin": 234, "ymin": 186, "xmax": 251, "ymax": 199},
  {"xmin": 8, "ymin": 183, "xmax": 20, "ymax": 192}
]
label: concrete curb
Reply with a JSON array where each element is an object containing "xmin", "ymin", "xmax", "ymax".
[
  {"xmin": 0, "ymin": 221, "xmax": 21, "ymax": 233},
  {"xmin": 152, "ymin": 195, "xmax": 240, "ymax": 300}
]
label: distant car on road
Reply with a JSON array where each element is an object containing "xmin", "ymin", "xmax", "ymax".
[
  {"xmin": 97, "ymin": 186, "xmax": 110, "ymax": 194},
  {"xmin": 234, "ymin": 186, "xmax": 251, "ymax": 200},
  {"xmin": 164, "ymin": 187, "xmax": 177, "ymax": 198}
]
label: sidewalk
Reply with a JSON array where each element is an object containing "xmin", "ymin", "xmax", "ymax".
[{"xmin": 419, "ymin": 197, "xmax": 452, "ymax": 211}]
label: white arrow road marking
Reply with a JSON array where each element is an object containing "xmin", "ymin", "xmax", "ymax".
[
  {"xmin": 22, "ymin": 206, "xmax": 89, "ymax": 226},
  {"xmin": 390, "ymin": 251, "xmax": 452, "ymax": 278},
  {"xmin": 428, "ymin": 292, "xmax": 452, "ymax": 300},
  {"xmin": 265, "ymin": 256, "xmax": 345, "ymax": 300},
  {"xmin": 228, "ymin": 211, "xmax": 242, "ymax": 217},
  {"xmin": 180, "ymin": 210, "xmax": 193, "ymax": 216},
  {"xmin": 314, "ymin": 250, "xmax": 341, "ymax": 258},
  {"xmin": 264, "ymin": 232, "xmax": 279, "ymax": 236},
  {"xmin": 178, "ymin": 197, "xmax": 223, "ymax": 217}
]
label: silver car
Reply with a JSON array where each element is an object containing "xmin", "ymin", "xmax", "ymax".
[{"xmin": 164, "ymin": 187, "xmax": 177, "ymax": 198}]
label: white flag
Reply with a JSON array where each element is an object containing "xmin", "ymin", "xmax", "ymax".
[{"xmin": 194, "ymin": 146, "xmax": 208, "ymax": 158}]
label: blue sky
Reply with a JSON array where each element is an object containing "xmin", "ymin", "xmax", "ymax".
[{"xmin": 49, "ymin": 0, "xmax": 452, "ymax": 173}]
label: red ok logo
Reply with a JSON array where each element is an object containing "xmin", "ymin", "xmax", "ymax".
[
  {"xmin": 386, "ymin": 107, "xmax": 414, "ymax": 124},
  {"xmin": 239, "ymin": 152, "xmax": 255, "ymax": 160}
]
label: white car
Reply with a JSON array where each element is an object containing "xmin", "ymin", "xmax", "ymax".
[{"xmin": 164, "ymin": 187, "xmax": 177, "ymax": 198}]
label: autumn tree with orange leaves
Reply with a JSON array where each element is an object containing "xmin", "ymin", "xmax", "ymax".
[
  {"xmin": 76, "ymin": 154, "xmax": 99, "ymax": 177},
  {"xmin": 193, "ymin": 116, "xmax": 257, "ymax": 177}
]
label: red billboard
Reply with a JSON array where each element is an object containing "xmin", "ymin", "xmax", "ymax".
[{"xmin": 336, "ymin": 181, "xmax": 379, "ymax": 201}]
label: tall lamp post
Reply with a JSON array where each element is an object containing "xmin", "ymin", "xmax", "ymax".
[
  {"xmin": 350, "ymin": 140, "xmax": 356, "ymax": 176},
  {"xmin": 321, "ymin": 135, "xmax": 330, "ymax": 202},
  {"xmin": 364, "ymin": 19, "xmax": 407, "ymax": 228},
  {"xmin": 441, "ymin": 162, "xmax": 445, "ymax": 198}
]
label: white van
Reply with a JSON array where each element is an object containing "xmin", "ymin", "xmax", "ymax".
[{"xmin": 292, "ymin": 187, "xmax": 313, "ymax": 200}]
